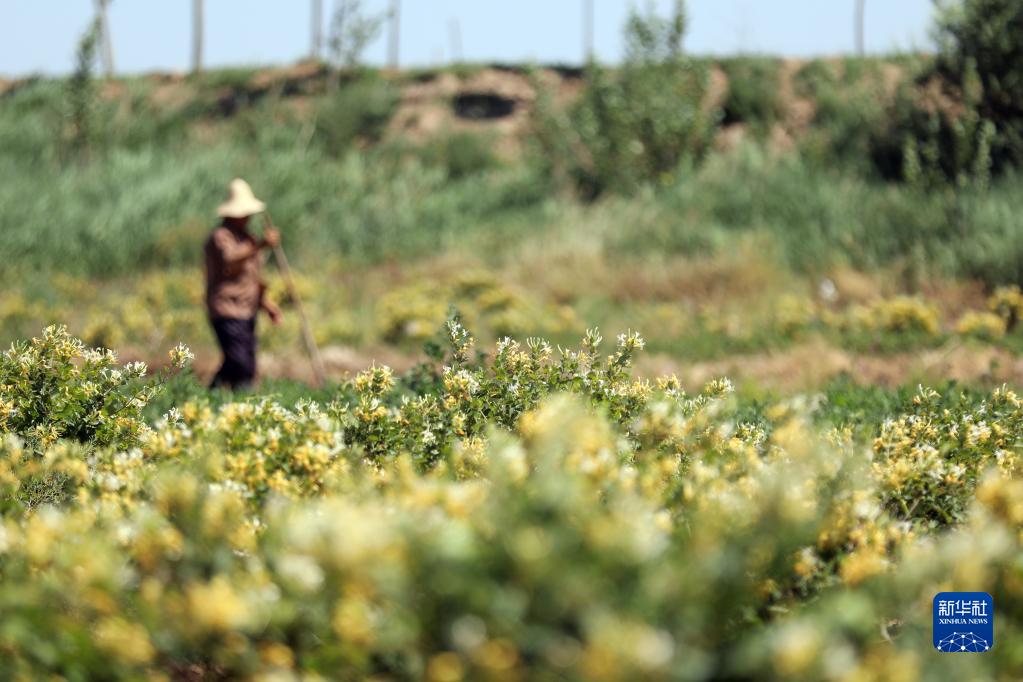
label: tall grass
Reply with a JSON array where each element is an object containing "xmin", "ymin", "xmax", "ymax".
[
  {"xmin": 2, "ymin": 68, "xmax": 1023, "ymax": 285},
  {"xmin": 0, "ymin": 78, "xmax": 551, "ymax": 277}
]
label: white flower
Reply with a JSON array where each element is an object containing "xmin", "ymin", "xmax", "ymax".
[
  {"xmin": 100, "ymin": 473, "xmax": 123, "ymax": 492},
  {"xmin": 168, "ymin": 344, "xmax": 195, "ymax": 369},
  {"xmin": 277, "ymin": 554, "xmax": 325, "ymax": 592},
  {"xmin": 125, "ymin": 361, "xmax": 148, "ymax": 377}
]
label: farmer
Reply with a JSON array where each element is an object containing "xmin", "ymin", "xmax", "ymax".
[{"xmin": 204, "ymin": 178, "xmax": 283, "ymax": 389}]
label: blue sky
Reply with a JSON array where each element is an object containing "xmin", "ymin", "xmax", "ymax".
[{"xmin": 1, "ymin": 1, "xmax": 935, "ymax": 77}]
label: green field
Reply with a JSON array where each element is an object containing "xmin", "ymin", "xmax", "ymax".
[{"xmin": 4, "ymin": 0, "xmax": 1023, "ymax": 678}]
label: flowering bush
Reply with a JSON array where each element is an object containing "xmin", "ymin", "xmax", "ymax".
[
  {"xmin": 0, "ymin": 326, "xmax": 190, "ymax": 514},
  {"xmin": 771, "ymin": 295, "xmax": 820, "ymax": 338},
  {"xmin": 0, "ymin": 325, "xmax": 189, "ymax": 451},
  {"xmin": 848, "ymin": 296, "xmax": 941, "ymax": 336},
  {"xmin": 956, "ymin": 310, "xmax": 1006, "ymax": 340},
  {"xmin": 988, "ymin": 284, "xmax": 1023, "ymax": 330},
  {"xmin": 2, "ymin": 327, "xmax": 1023, "ymax": 679},
  {"xmin": 376, "ymin": 272, "xmax": 579, "ymax": 345}
]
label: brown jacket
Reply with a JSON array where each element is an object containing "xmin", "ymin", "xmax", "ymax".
[{"xmin": 204, "ymin": 225, "xmax": 265, "ymax": 320}]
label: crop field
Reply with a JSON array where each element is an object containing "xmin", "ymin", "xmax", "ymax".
[
  {"xmin": 4, "ymin": 0, "xmax": 1023, "ymax": 679},
  {"xmin": 4, "ymin": 323, "xmax": 1023, "ymax": 680}
]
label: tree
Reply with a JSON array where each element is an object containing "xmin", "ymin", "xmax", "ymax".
[
  {"xmin": 534, "ymin": 0, "xmax": 714, "ymax": 198},
  {"xmin": 328, "ymin": 0, "xmax": 384, "ymax": 71},
  {"xmin": 65, "ymin": 19, "xmax": 102, "ymax": 162},
  {"xmin": 867, "ymin": 0, "xmax": 1014, "ymax": 186},
  {"xmin": 934, "ymin": 0, "xmax": 1023, "ymax": 169},
  {"xmin": 192, "ymin": 0, "xmax": 204, "ymax": 75},
  {"xmin": 623, "ymin": 0, "xmax": 686, "ymax": 61}
]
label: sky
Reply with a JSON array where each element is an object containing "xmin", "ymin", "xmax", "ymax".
[{"xmin": 1, "ymin": 1, "xmax": 936, "ymax": 77}]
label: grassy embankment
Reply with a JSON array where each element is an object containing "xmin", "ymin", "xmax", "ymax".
[{"xmin": 2, "ymin": 57, "xmax": 1022, "ymax": 388}]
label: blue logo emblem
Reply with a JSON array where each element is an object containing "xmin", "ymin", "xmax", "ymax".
[{"xmin": 933, "ymin": 592, "xmax": 993, "ymax": 652}]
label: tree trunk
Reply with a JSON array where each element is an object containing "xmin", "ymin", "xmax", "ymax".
[
  {"xmin": 583, "ymin": 0, "xmax": 594, "ymax": 63},
  {"xmin": 855, "ymin": 0, "xmax": 865, "ymax": 56},
  {"xmin": 192, "ymin": 0, "xmax": 204, "ymax": 74},
  {"xmin": 449, "ymin": 18, "xmax": 462, "ymax": 64},
  {"xmin": 95, "ymin": 0, "xmax": 115, "ymax": 77},
  {"xmin": 311, "ymin": 0, "xmax": 323, "ymax": 60},
  {"xmin": 388, "ymin": 0, "xmax": 400, "ymax": 69}
]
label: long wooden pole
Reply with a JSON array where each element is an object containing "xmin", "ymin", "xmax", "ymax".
[{"xmin": 262, "ymin": 213, "xmax": 327, "ymax": 387}]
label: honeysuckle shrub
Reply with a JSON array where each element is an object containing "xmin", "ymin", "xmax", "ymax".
[
  {"xmin": 1, "ymin": 325, "xmax": 147, "ymax": 450},
  {"xmin": 2, "ymin": 327, "xmax": 1023, "ymax": 679},
  {"xmin": 0, "ymin": 325, "xmax": 193, "ymax": 450},
  {"xmin": 128, "ymin": 322, "xmax": 737, "ymax": 505},
  {"xmin": 873, "ymin": 384, "xmax": 1023, "ymax": 526},
  {"xmin": 0, "ymin": 325, "xmax": 191, "ymax": 513}
]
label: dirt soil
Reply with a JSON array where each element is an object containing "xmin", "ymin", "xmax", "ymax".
[
  {"xmin": 161, "ymin": 339, "xmax": 1023, "ymax": 396},
  {"xmin": 638, "ymin": 341, "xmax": 1021, "ymax": 393},
  {"xmin": 388, "ymin": 67, "xmax": 570, "ymax": 158}
]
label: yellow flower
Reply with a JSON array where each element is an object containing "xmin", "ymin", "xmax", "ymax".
[
  {"xmin": 332, "ymin": 598, "xmax": 376, "ymax": 647},
  {"xmin": 772, "ymin": 623, "xmax": 820, "ymax": 677},
  {"xmin": 427, "ymin": 652, "xmax": 465, "ymax": 682},
  {"xmin": 186, "ymin": 576, "xmax": 253, "ymax": 632},
  {"xmin": 260, "ymin": 642, "xmax": 295, "ymax": 670},
  {"xmin": 956, "ymin": 311, "xmax": 1005, "ymax": 340},
  {"xmin": 94, "ymin": 617, "xmax": 155, "ymax": 665}
]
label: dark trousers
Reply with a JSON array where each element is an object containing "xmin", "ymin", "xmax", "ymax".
[{"xmin": 210, "ymin": 317, "xmax": 257, "ymax": 390}]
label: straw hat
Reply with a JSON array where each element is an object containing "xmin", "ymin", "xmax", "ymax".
[{"xmin": 217, "ymin": 178, "xmax": 266, "ymax": 218}]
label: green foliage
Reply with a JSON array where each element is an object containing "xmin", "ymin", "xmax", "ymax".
[
  {"xmin": 414, "ymin": 130, "xmax": 501, "ymax": 180},
  {"xmin": 315, "ymin": 77, "xmax": 399, "ymax": 155},
  {"xmin": 3, "ymin": 328, "xmax": 1023, "ymax": 678},
  {"xmin": 795, "ymin": 60, "xmax": 888, "ymax": 173},
  {"xmin": 533, "ymin": 0, "xmax": 716, "ymax": 198},
  {"xmin": 195, "ymin": 66, "xmax": 260, "ymax": 91},
  {"xmin": 719, "ymin": 57, "xmax": 783, "ymax": 133},
  {"xmin": 865, "ymin": 0, "xmax": 1023, "ymax": 186},
  {"xmin": 2, "ymin": 42, "xmax": 1023, "ymax": 287},
  {"xmin": 815, "ymin": 376, "xmax": 974, "ymax": 434},
  {"xmin": 63, "ymin": 18, "xmax": 102, "ymax": 162},
  {"xmin": 334, "ymin": 323, "xmax": 652, "ymax": 468},
  {"xmin": 0, "ymin": 326, "xmax": 146, "ymax": 450},
  {"xmin": 873, "ymin": 384, "xmax": 1021, "ymax": 525},
  {"xmin": 328, "ymin": 0, "xmax": 385, "ymax": 70},
  {"xmin": 7, "ymin": 79, "xmax": 1023, "ymax": 286},
  {"xmin": 793, "ymin": 59, "xmax": 839, "ymax": 99},
  {"xmin": 0, "ymin": 326, "xmax": 190, "ymax": 451},
  {"xmin": 0, "ymin": 117, "xmax": 552, "ymax": 277},
  {"xmin": 624, "ymin": 146, "xmax": 1023, "ymax": 284},
  {"xmin": 934, "ymin": 0, "xmax": 1023, "ymax": 170},
  {"xmin": 872, "ymin": 73, "xmax": 996, "ymax": 187},
  {"xmin": 623, "ymin": 0, "xmax": 687, "ymax": 61}
]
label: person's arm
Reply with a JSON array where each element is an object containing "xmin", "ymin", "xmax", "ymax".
[
  {"xmin": 258, "ymin": 281, "xmax": 283, "ymax": 325},
  {"xmin": 212, "ymin": 229, "xmax": 262, "ymax": 270},
  {"xmin": 261, "ymin": 300, "xmax": 283, "ymax": 325}
]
